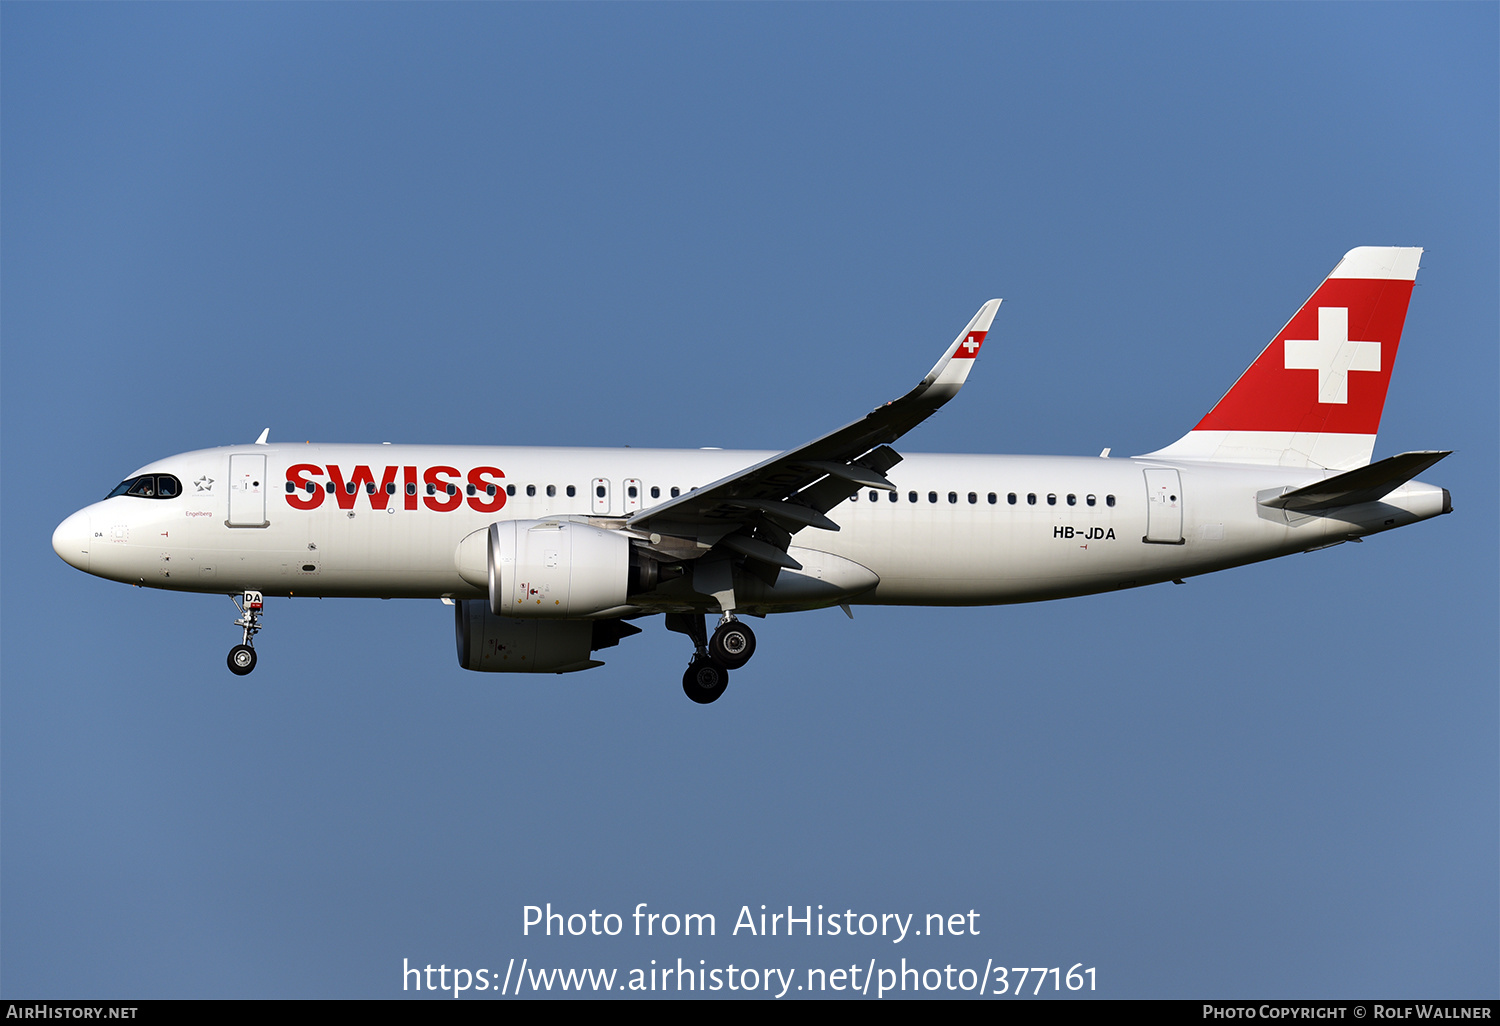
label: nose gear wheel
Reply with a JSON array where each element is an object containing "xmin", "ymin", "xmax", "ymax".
[{"xmin": 227, "ymin": 591, "xmax": 264, "ymax": 676}]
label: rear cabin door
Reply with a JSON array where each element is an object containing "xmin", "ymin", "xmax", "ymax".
[
  {"xmin": 1143, "ymin": 468, "xmax": 1183, "ymax": 544},
  {"xmin": 228, "ymin": 454, "xmax": 268, "ymax": 527}
]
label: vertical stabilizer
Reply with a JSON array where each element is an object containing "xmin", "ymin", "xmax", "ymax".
[{"xmin": 1145, "ymin": 246, "xmax": 1421, "ymax": 469}]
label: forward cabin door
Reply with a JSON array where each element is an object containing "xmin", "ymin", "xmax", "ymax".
[
  {"xmin": 1143, "ymin": 468, "xmax": 1183, "ymax": 544},
  {"xmin": 228, "ymin": 454, "xmax": 268, "ymax": 527}
]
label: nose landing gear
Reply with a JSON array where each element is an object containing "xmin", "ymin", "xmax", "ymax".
[{"xmin": 227, "ymin": 591, "xmax": 264, "ymax": 676}]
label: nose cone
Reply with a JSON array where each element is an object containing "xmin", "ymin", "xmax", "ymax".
[{"xmin": 53, "ymin": 510, "xmax": 91, "ymax": 572}]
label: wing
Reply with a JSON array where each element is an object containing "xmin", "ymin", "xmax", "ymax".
[{"xmin": 627, "ymin": 300, "xmax": 1001, "ymax": 583}]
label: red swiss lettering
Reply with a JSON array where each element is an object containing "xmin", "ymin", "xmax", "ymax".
[
  {"xmin": 327, "ymin": 465, "xmax": 398, "ymax": 510},
  {"xmin": 285, "ymin": 464, "xmax": 325, "ymax": 510},
  {"xmin": 284, "ymin": 463, "xmax": 509, "ymax": 514},
  {"xmin": 423, "ymin": 466, "xmax": 463, "ymax": 511},
  {"xmin": 467, "ymin": 467, "xmax": 506, "ymax": 513}
]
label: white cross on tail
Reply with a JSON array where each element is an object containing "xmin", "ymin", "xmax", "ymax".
[{"xmin": 1282, "ymin": 307, "xmax": 1380, "ymax": 405}]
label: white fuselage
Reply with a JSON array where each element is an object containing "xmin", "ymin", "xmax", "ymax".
[{"xmin": 53, "ymin": 443, "xmax": 1448, "ymax": 610}]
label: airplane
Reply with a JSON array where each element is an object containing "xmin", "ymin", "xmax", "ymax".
[{"xmin": 52, "ymin": 246, "xmax": 1451, "ymax": 703}]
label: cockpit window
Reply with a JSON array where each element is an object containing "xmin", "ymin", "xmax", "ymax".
[{"xmin": 108, "ymin": 475, "xmax": 183, "ymax": 500}]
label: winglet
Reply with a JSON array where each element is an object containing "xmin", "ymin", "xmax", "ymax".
[{"xmin": 922, "ymin": 299, "xmax": 1002, "ymax": 395}]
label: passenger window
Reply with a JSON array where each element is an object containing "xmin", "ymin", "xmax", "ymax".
[
  {"xmin": 1086, "ymin": 494, "xmax": 1096, "ymax": 506},
  {"xmin": 347, "ymin": 483, "xmax": 357, "ymax": 495},
  {"xmin": 386, "ymin": 483, "xmax": 396, "ymax": 495},
  {"xmin": 566, "ymin": 485, "xmax": 576, "ymax": 497},
  {"xmin": 527, "ymin": 485, "xmax": 537, "ymax": 497},
  {"xmin": 928, "ymin": 491, "xmax": 938, "ymax": 503},
  {"xmin": 1027, "ymin": 493, "xmax": 1036, "ymax": 505},
  {"xmin": 595, "ymin": 485, "xmax": 605, "ymax": 498},
  {"xmin": 427, "ymin": 484, "xmax": 436, "ymax": 496},
  {"xmin": 651, "ymin": 486, "xmax": 660, "ymax": 499},
  {"xmin": 327, "ymin": 482, "xmax": 336, "ymax": 493},
  {"xmin": 487, "ymin": 485, "xmax": 496, "ymax": 496},
  {"xmin": 547, "ymin": 485, "xmax": 556, "ymax": 497},
  {"xmin": 1047, "ymin": 494, "xmax": 1056, "ymax": 505},
  {"xmin": 888, "ymin": 491, "xmax": 897, "ymax": 502},
  {"xmin": 1008, "ymin": 493, "xmax": 1016, "ymax": 505},
  {"xmin": 869, "ymin": 490, "xmax": 879, "ymax": 502},
  {"xmin": 908, "ymin": 491, "xmax": 918, "ymax": 503},
  {"xmin": 968, "ymin": 492, "xmax": 977, "ymax": 504},
  {"xmin": 286, "ymin": 482, "xmax": 295, "ymax": 494},
  {"xmin": 851, "ymin": 492, "xmax": 859, "ymax": 502},
  {"xmin": 988, "ymin": 493, "xmax": 997, "ymax": 504},
  {"xmin": 446, "ymin": 484, "xmax": 457, "ymax": 495},
  {"xmin": 1106, "ymin": 494, "xmax": 1116, "ymax": 507},
  {"xmin": 407, "ymin": 483, "xmax": 417, "ymax": 496},
  {"xmin": 627, "ymin": 485, "xmax": 638, "ymax": 498},
  {"xmin": 307, "ymin": 483, "xmax": 317, "ymax": 495},
  {"xmin": 671, "ymin": 487, "xmax": 680, "ymax": 498},
  {"xmin": 1067, "ymin": 494, "xmax": 1076, "ymax": 506},
  {"xmin": 506, "ymin": 484, "xmax": 516, "ymax": 496},
  {"xmin": 365, "ymin": 483, "xmax": 376, "ymax": 494}
]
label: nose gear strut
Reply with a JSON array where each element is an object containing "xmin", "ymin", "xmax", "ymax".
[{"xmin": 227, "ymin": 590, "xmax": 263, "ymax": 675}]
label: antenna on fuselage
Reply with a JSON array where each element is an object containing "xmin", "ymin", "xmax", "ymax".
[{"xmin": 254, "ymin": 428, "xmax": 270, "ymax": 445}]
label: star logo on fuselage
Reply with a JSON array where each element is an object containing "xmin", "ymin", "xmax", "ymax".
[{"xmin": 194, "ymin": 476, "xmax": 214, "ymax": 492}]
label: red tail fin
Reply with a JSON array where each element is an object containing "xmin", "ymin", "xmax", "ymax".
[{"xmin": 1146, "ymin": 247, "xmax": 1421, "ymax": 469}]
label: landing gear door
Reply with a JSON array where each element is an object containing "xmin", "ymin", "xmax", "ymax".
[
  {"xmin": 1143, "ymin": 468, "xmax": 1183, "ymax": 544},
  {"xmin": 228, "ymin": 454, "xmax": 268, "ymax": 527}
]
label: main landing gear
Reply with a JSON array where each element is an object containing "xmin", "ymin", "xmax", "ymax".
[
  {"xmin": 228, "ymin": 590, "xmax": 264, "ymax": 676},
  {"xmin": 666, "ymin": 612, "xmax": 757, "ymax": 704},
  {"xmin": 682, "ymin": 656, "xmax": 728, "ymax": 705},
  {"xmin": 709, "ymin": 615, "xmax": 756, "ymax": 670}
]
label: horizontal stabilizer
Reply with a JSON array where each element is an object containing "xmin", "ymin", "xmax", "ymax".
[{"xmin": 1258, "ymin": 450, "xmax": 1451, "ymax": 512}]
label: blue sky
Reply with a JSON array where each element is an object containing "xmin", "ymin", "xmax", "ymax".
[{"xmin": 3, "ymin": 3, "xmax": 1495, "ymax": 999}]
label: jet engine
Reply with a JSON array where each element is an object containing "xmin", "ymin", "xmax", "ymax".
[
  {"xmin": 487, "ymin": 519, "xmax": 631, "ymax": 617},
  {"xmin": 455, "ymin": 600, "xmax": 642, "ymax": 673}
]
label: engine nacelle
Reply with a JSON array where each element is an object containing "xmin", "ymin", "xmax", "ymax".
[
  {"xmin": 454, "ymin": 600, "xmax": 641, "ymax": 673},
  {"xmin": 487, "ymin": 519, "xmax": 630, "ymax": 617}
]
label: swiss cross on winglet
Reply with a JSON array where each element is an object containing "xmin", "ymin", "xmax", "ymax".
[{"xmin": 954, "ymin": 330, "xmax": 986, "ymax": 359}]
